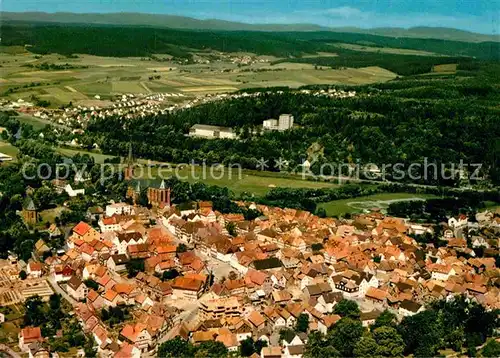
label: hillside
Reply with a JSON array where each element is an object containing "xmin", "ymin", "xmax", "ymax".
[
  {"xmin": 2, "ymin": 22, "xmax": 499, "ymax": 61},
  {"xmin": 2, "ymin": 11, "xmax": 499, "ymax": 43}
]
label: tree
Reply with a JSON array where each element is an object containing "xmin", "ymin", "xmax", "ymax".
[
  {"xmin": 372, "ymin": 309, "xmax": 397, "ymax": 330},
  {"xmin": 126, "ymin": 259, "xmax": 145, "ymax": 278},
  {"xmin": 328, "ymin": 317, "xmax": 365, "ymax": 357},
  {"xmin": 240, "ymin": 337, "xmax": 256, "ymax": 357},
  {"xmin": 34, "ymin": 186, "xmax": 56, "ymax": 209},
  {"xmin": 176, "ymin": 243, "xmax": 187, "ymax": 253},
  {"xmin": 196, "ymin": 341, "xmax": 228, "ymax": 358},
  {"xmin": 23, "ymin": 295, "xmax": 46, "ymax": 327},
  {"xmin": 225, "ymin": 222, "xmax": 237, "ymax": 237},
  {"xmin": 239, "ymin": 337, "xmax": 268, "ymax": 357},
  {"xmin": 333, "ymin": 299, "xmax": 361, "ymax": 319},
  {"xmin": 295, "ymin": 313, "xmax": 309, "ymax": 333},
  {"xmin": 83, "ymin": 335, "xmax": 97, "ymax": 358},
  {"xmin": 354, "ymin": 335, "xmax": 378, "ymax": 357},
  {"xmin": 49, "ymin": 294, "xmax": 61, "ymax": 311},
  {"xmin": 304, "ymin": 330, "xmax": 343, "ymax": 358},
  {"xmin": 239, "ymin": 337, "xmax": 267, "ymax": 357},
  {"xmin": 162, "ymin": 269, "xmax": 180, "ymax": 281},
  {"xmin": 157, "ymin": 337, "xmax": 194, "ymax": 358},
  {"xmin": 315, "ymin": 207, "xmax": 327, "ymax": 218},
  {"xmin": 481, "ymin": 339, "xmax": 500, "ymax": 357},
  {"xmin": 19, "ymin": 270, "xmax": 27, "ymax": 280},
  {"xmin": 311, "ymin": 243, "xmax": 324, "ymax": 252},
  {"xmin": 398, "ymin": 310, "xmax": 443, "ymax": 357},
  {"xmin": 84, "ymin": 279, "xmax": 99, "ymax": 291},
  {"xmin": 372, "ymin": 326, "xmax": 404, "ymax": 357}
]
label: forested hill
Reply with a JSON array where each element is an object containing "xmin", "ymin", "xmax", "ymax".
[
  {"xmin": 82, "ymin": 65, "xmax": 500, "ymax": 186},
  {"xmin": 2, "ymin": 12, "xmax": 499, "ymax": 43},
  {"xmin": 2, "ymin": 22, "xmax": 499, "ymax": 61}
]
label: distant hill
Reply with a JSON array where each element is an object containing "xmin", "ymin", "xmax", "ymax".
[
  {"xmin": 0, "ymin": 11, "xmax": 329, "ymax": 32},
  {"xmin": 1, "ymin": 11, "xmax": 498, "ymax": 43}
]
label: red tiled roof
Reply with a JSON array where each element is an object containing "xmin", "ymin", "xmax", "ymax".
[
  {"xmin": 171, "ymin": 277, "xmax": 203, "ymax": 292},
  {"xmin": 21, "ymin": 326, "xmax": 42, "ymax": 342},
  {"xmin": 73, "ymin": 221, "xmax": 92, "ymax": 236}
]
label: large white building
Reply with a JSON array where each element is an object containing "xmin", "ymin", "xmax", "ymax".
[
  {"xmin": 189, "ymin": 124, "xmax": 237, "ymax": 139},
  {"xmin": 263, "ymin": 114, "xmax": 294, "ymax": 131}
]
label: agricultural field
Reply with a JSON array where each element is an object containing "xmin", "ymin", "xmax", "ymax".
[
  {"xmin": 432, "ymin": 63, "xmax": 458, "ymax": 73},
  {"xmin": 317, "ymin": 192, "xmax": 439, "ymax": 217},
  {"xmin": 333, "ymin": 43, "xmax": 443, "ymax": 56},
  {"xmin": 0, "ymin": 49, "xmax": 397, "ymax": 107}
]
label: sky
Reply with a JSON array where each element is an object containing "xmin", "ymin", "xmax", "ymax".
[{"xmin": 2, "ymin": 0, "xmax": 499, "ymax": 34}]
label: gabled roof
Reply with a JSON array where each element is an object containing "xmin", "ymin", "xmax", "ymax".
[
  {"xmin": 73, "ymin": 221, "xmax": 92, "ymax": 236},
  {"xmin": 67, "ymin": 275, "xmax": 83, "ymax": 291}
]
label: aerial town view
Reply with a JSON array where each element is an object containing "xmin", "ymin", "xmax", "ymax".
[{"xmin": 0, "ymin": 0, "xmax": 499, "ymax": 357}]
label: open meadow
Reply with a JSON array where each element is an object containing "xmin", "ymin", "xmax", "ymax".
[
  {"xmin": 317, "ymin": 192, "xmax": 439, "ymax": 217},
  {"xmin": 134, "ymin": 165, "xmax": 338, "ymax": 196}
]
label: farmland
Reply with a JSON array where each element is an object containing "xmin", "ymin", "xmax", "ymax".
[{"xmin": 0, "ymin": 50, "xmax": 397, "ymax": 107}]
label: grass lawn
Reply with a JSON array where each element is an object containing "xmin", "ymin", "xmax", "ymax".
[
  {"xmin": 56, "ymin": 147, "xmax": 115, "ymax": 163},
  {"xmin": 318, "ymin": 192, "xmax": 438, "ymax": 217},
  {"xmin": 138, "ymin": 165, "xmax": 338, "ymax": 196},
  {"xmin": 0, "ymin": 141, "xmax": 19, "ymax": 160},
  {"xmin": 39, "ymin": 206, "xmax": 68, "ymax": 226},
  {"xmin": 15, "ymin": 113, "xmax": 50, "ymax": 130}
]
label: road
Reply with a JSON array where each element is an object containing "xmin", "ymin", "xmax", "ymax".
[
  {"xmin": 46, "ymin": 276, "xmax": 77, "ymax": 306},
  {"xmin": 0, "ymin": 344, "xmax": 21, "ymax": 358}
]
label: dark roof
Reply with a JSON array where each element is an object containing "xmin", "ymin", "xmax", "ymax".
[
  {"xmin": 321, "ymin": 292, "xmax": 343, "ymax": 304},
  {"xmin": 360, "ymin": 310, "xmax": 382, "ymax": 321},
  {"xmin": 305, "ymin": 285, "xmax": 322, "ymax": 296},
  {"xmin": 67, "ymin": 275, "xmax": 83, "ymax": 291},
  {"xmin": 400, "ymin": 299, "xmax": 422, "ymax": 312},
  {"xmin": 253, "ymin": 257, "xmax": 283, "ymax": 271},
  {"xmin": 110, "ymin": 254, "xmax": 130, "ymax": 265},
  {"xmin": 117, "ymin": 232, "xmax": 143, "ymax": 243}
]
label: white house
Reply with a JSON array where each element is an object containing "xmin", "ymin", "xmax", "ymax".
[
  {"xmin": 64, "ymin": 184, "xmax": 85, "ymax": 197},
  {"xmin": 106, "ymin": 203, "xmax": 134, "ymax": 217},
  {"xmin": 99, "ymin": 216, "xmax": 122, "ymax": 232},
  {"xmin": 67, "ymin": 276, "xmax": 88, "ymax": 301},
  {"xmin": 107, "ymin": 254, "xmax": 130, "ymax": 272},
  {"xmin": 448, "ymin": 215, "xmax": 468, "ymax": 229},
  {"xmin": 27, "ymin": 262, "xmax": 43, "ymax": 278}
]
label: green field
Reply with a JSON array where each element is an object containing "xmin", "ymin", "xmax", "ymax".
[
  {"xmin": 137, "ymin": 165, "xmax": 337, "ymax": 196},
  {"xmin": 318, "ymin": 192, "xmax": 439, "ymax": 217},
  {"xmin": 0, "ymin": 141, "xmax": 19, "ymax": 161},
  {"xmin": 56, "ymin": 147, "xmax": 115, "ymax": 163},
  {"xmin": 15, "ymin": 113, "xmax": 51, "ymax": 130}
]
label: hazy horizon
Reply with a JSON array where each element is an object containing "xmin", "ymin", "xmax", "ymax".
[{"xmin": 2, "ymin": 0, "xmax": 499, "ymax": 35}]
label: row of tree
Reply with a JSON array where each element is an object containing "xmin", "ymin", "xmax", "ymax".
[{"xmin": 303, "ymin": 297, "xmax": 499, "ymax": 358}]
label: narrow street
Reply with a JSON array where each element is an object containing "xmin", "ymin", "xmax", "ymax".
[{"xmin": 46, "ymin": 276, "xmax": 77, "ymax": 306}]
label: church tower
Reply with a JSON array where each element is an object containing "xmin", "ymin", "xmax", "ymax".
[
  {"xmin": 147, "ymin": 180, "xmax": 171, "ymax": 208},
  {"xmin": 22, "ymin": 196, "xmax": 38, "ymax": 227}
]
